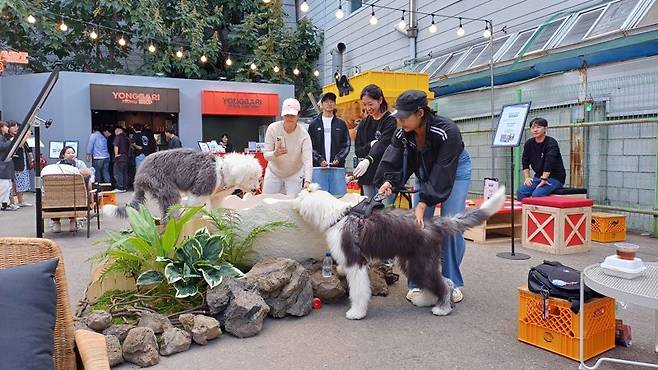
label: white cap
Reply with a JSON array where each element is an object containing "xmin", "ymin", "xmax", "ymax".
[{"xmin": 281, "ymin": 98, "xmax": 301, "ymax": 116}]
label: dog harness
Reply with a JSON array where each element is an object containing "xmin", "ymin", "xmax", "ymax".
[{"xmin": 328, "ymin": 196, "xmax": 386, "ymax": 263}]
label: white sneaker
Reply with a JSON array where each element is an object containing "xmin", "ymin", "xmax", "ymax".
[
  {"xmin": 19, "ymin": 202, "xmax": 33, "ymax": 207},
  {"xmin": 406, "ymin": 288, "xmax": 422, "ymax": 302},
  {"xmin": 452, "ymin": 288, "xmax": 464, "ymax": 303},
  {"xmin": 52, "ymin": 222, "xmax": 62, "ymax": 233}
]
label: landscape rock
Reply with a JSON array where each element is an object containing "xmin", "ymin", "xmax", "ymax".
[
  {"xmin": 222, "ymin": 290, "xmax": 270, "ymax": 338},
  {"xmin": 105, "ymin": 334, "xmax": 124, "ymax": 367},
  {"xmin": 206, "ymin": 277, "xmax": 255, "ymax": 316},
  {"xmin": 86, "ymin": 310, "xmax": 112, "ymax": 332},
  {"xmin": 158, "ymin": 328, "xmax": 191, "ymax": 356},
  {"xmin": 368, "ymin": 268, "xmax": 389, "ymax": 296},
  {"xmin": 122, "ymin": 327, "xmax": 159, "ymax": 367},
  {"xmin": 309, "ymin": 269, "xmax": 347, "ymax": 302},
  {"xmin": 190, "ymin": 315, "xmax": 221, "ymax": 345},
  {"xmin": 178, "ymin": 313, "xmax": 195, "ymax": 333},
  {"xmin": 102, "ymin": 324, "xmax": 135, "ymax": 343},
  {"xmin": 137, "ymin": 311, "xmax": 173, "ymax": 334}
]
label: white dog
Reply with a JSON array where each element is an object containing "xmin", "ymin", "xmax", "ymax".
[{"xmin": 294, "ymin": 184, "xmax": 506, "ymax": 319}]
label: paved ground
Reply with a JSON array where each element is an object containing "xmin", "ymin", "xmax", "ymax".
[{"xmin": 1, "ymin": 192, "xmax": 657, "ymax": 369}]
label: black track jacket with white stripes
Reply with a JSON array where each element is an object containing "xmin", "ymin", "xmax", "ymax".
[{"xmin": 374, "ymin": 113, "xmax": 464, "ymax": 206}]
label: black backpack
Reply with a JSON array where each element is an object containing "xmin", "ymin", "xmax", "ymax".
[{"xmin": 528, "ymin": 260, "xmax": 600, "ymax": 314}]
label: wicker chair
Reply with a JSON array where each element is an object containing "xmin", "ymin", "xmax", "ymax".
[
  {"xmin": 42, "ymin": 174, "xmax": 101, "ymax": 238},
  {"xmin": 0, "ymin": 238, "xmax": 110, "ymax": 370}
]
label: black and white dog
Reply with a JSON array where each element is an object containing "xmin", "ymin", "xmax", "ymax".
[
  {"xmin": 103, "ymin": 149, "xmax": 262, "ymax": 219},
  {"xmin": 294, "ymin": 185, "xmax": 506, "ymax": 319}
]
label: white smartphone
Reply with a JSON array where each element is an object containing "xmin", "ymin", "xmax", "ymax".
[{"xmin": 275, "ymin": 135, "xmax": 286, "ymax": 150}]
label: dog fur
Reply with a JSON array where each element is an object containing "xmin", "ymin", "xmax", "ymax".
[
  {"xmin": 103, "ymin": 149, "xmax": 262, "ymax": 219},
  {"xmin": 294, "ymin": 184, "xmax": 506, "ymax": 319}
]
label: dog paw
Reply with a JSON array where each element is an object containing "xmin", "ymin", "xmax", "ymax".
[
  {"xmin": 345, "ymin": 308, "xmax": 367, "ymax": 320},
  {"xmin": 431, "ymin": 304, "xmax": 453, "ymax": 316},
  {"xmin": 410, "ymin": 291, "xmax": 438, "ymax": 307}
]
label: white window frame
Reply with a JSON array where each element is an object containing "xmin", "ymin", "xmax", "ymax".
[
  {"xmin": 628, "ymin": 0, "xmax": 657, "ymax": 26},
  {"xmin": 428, "ymin": 54, "xmax": 453, "ymax": 80},
  {"xmin": 523, "ymin": 16, "xmax": 570, "ymax": 55},
  {"xmin": 555, "ymin": 5, "xmax": 608, "ymax": 47},
  {"xmin": 449, "ymin": 44, "xmax": 487, "ymax": 74},
  {"xmin": 584, "ymin": 0, "xmax": 647, "ymax": 40},
  {"xmin": 498, "ymin": 27, "xmax": 539, "ymax": 61},
  {"xmin": 468, "ymin": 34, "xmax": 514, "ymax": 69},
  {"xmin": 433, "ymin": 51, "xmax": 467, "ymax": 78}
]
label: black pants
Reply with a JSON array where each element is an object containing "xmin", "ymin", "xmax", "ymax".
[{"xmin": 114, "ymin": 161, "xmax": 128, "ymax": 190}]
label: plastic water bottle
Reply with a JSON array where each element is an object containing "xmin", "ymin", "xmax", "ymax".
[{"xmin": 322, "ymin": 252, "xmax": 333, "ymax": 278}]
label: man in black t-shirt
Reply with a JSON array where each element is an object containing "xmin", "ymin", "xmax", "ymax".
[
  {"xmin": 517, "ymin": 117, "xmax": 566, "ymax": 200},
  {"xmin": 130, "ymin": 123, "xmax": 156, "ymax": 170}
]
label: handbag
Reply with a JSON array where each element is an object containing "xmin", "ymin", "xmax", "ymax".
[{"xmin": 30, "ymin": 154, "xmax": 47, "ymax": 170}]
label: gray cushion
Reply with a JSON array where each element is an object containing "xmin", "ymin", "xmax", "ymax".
[{"xmin": 0, "ymin": 258, "xmax": 58, "ymax": 370}]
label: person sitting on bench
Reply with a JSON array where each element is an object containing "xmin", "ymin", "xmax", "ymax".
[{"xmin": 517, "ymin": 117, "xmax": 566, "ymax": 200}]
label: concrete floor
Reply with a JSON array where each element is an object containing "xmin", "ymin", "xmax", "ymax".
[{"xmin": 1, "ymin": 192, "xmax": 657, "ymax": 369}]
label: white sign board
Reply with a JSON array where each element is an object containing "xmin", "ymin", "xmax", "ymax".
[{"xmin": 492, "ymin": 102, "xmax": 531, "ymax": 147}]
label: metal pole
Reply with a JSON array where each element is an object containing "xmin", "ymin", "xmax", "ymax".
[
  {"xmin": 34, "ymin": 123, "xmax": 43, "ymax": 238},
  {"xmin": 489, "ymin": 20, "xmax": 496, "ymax": 177},
  {"xmin": 654, "ymin": 121, "xmax": 658, "ymax": 237}
]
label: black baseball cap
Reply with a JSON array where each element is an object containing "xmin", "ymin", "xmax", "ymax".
[
  {"xmin": 390, "ymin": 90, "xmax": 428, "ymax": 119},
  {"xmin": 320, "ymin": 92, "xmax": 337, "ymax": 102}
]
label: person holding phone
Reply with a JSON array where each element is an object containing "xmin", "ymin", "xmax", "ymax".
[{"xmin": 262, "ymin": 98, "xmax": 313, "ymax": 196}]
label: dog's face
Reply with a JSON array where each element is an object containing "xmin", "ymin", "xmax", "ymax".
[
  {"xmin": 294, "ymin": 184, "xmax": 351, "ymax": 231},
  {"xmin": 219, "ymin": 153, "xmax": 263, "ymax": 193}
]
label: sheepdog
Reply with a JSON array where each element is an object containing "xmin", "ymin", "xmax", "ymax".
[
  {"xmin": 294, "ymin": 184, "xmax": 506, "ymax": 320},
  {"xmin": 103, "ymin": 149, "xmax": 262, "ymax": 219}
]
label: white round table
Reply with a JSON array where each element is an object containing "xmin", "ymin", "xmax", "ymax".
[{"xmin": 579, "ymin": 262, "xmax": 658, "ymax": 369}]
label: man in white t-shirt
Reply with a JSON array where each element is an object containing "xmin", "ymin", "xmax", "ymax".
[{"xmin": 308, "ymin": 92, "xmax": 350, "ymax": 196}]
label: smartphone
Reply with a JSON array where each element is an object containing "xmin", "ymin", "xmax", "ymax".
[{"xmin": 275, "ymin": 135, "xmax": 286, "ymax": 150}]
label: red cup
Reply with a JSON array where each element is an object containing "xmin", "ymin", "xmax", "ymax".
[{"xmin": 312, "ymin": 297, "xmax": 322, "ymax": 310}]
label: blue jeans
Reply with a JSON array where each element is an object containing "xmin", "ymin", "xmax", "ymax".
[
  {"xmin": 135, "ymin": 154, "xmax": 146, "ymax": 170},
  {"xmin": 312, "ymin": 167, "xmax": 346, "ymax": 196},
  {"xmin": 92, "ymin": 158, "xmax": 110, "ymax": 183},
  {"xmin": 361, "ymin": 184, "xmax": 395, "ymax": 206},
  {"xmin": 411, "ymin": 149, "xmax": 472, "ymax": 289},
  {"xmin": 516, "ymin": 177, "xmax": 563, "ymax": 200}
]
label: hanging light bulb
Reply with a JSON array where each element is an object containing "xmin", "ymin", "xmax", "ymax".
[
  {"xmin": 293, "ymin": 67, "xmax": 300, "ymax": 75},
  {"xmin": 429, "ymin": 15, "xmax": 437, "ymax": 33},
  {"xmin": 250, "ymin": 63, "xmax": 257, "ymax": 70},
  {"xmin": 263, "ymin": 0, "xmax": 271, "ymax": 3},
  {"xmin": 483, "ymin": 23, "xmax": 491, "ymax": 39},
  {"xmin": 225, "ymin": 56, "xmax": 233, "ymax": 66},
  {"xmin": 313, "ymin": 70, "xmax": 320, "ymax": 77},
  {"xmin": 273, "ymin": 66, "xmax": 280, "ymax": 73},
  {"xmin": 118, "ymin": 36, "xmax": 126, "ymax": 46},
  {"xmin": 369, "ymin": 5, "xmax": 378, "ymax": 25},
  {"xmin": 300, "ymin": 1, "xmax": 309, "ymax": 13},
  {"xmin": 457, "ymin": 17, "xmax": 465, "ymax": 37},
  {"xmin": 200, "ymin": 55, "xmax": 207, "ymax": 63},
  {"xmin": 27, "ymin": 15, "xmax": 36, "ymax": 24},
  {"xmin": 397, "ymin": 10, "xmax": 406, "ymax": 30},
  {"xmin": 335, "ymin": 1, "xmax": 344, "ymax": 19},
  {"xmin": 89, "ymin": 30, "xmax": 98, "ymax": 40},
  {"xmin": 59, "ymin": 19, "xmax": 68, "ymax": 32},
  {"xmin": 176, "ymin": 49, "xmax": 183, "ymax": 58},
  {"xmin": 148, "ymin": 43, "xmax": 156, "ymax": 53}
]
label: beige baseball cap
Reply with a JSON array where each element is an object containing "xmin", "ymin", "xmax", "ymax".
[{"xmin": 281, "ymin": 98, "xmax": 301, "ymax": 116}]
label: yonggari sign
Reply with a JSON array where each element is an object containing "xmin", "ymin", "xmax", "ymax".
[
  {"xmin": 202, "ymin": 91, "xmax": 279, "ymax": 116},
  {"xmin": 90, "ymin": 84, "xmax": 180, "ymax": 112}
]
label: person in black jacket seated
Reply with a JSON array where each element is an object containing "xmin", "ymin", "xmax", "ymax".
[
  {"xmin": 353, "ymin": 84, "xmax": 396, "ymax": 204},
  {"xmin": 375, "ymin": 90, "xmax": 472, "ymax": 304},
  {"xmin": 308, "ymin": 92, "xmax": 351, "ymax": 196},
  {"xmin": 516, "ymin": 117, "xmax": 566, "ymax": 200}
]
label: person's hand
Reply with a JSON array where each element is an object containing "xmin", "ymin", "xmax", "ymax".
[
  {"xmin": 303, "ymin": 180, "xmax": 311, "ymax": 189},
  {"xmin": 370, "ymin": 139, "xmax": 377, "ymax": 147},
  {"xmin": 523, "ymin": 177, "xmax": 533, "ymax": 187},
  {"xmin": 353, "ymin": 159, "xmax": 370, "ymax": 177},
  {"xmin": 331, "ymin": 160, "xmax": 339, "ymax": 167},
  {"xmin": 320, "ymin": 160, "xmax": 328, "ymax": 167},
  {"xmin": 537, "ymin": 179, "xmax": 550, "ymax": 188},
  {"xmin": 274, "ymin": 147, "xmax": 288, "ymax": 157},
  {"xmin": 86, "ymin": 155, "xmax": 92, "ymax": 162},
  {"xmin": 378, "ymin": 181, "xmax": 392, "ymax": 197},
  {"xmin": 414, "ymin": 202, "xmax": 427, "ymax": 228},
  {"xmin": 80, "ymin": 168, "xmax": 92, "ymax": 176}
]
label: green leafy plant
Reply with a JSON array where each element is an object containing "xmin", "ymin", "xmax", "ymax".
[
  {"xmin": 136, "ymin": 228, "xmax": 244, "ymax": 298},
  {"xmin": 203, "ymin": 208, "xmax": 294, "ymax": 271}
]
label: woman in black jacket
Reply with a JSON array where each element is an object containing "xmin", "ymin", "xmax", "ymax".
[
  {"xmin": 8, "ymin": 121, "xmax": 33, "ymax": 207},
  {"xmin": 0, "ymin": 121, "xmax": 18, "ymax": 211},
  {"xmin": 353, "ymin": 84, "xmax": 396, "ymax": 203}
]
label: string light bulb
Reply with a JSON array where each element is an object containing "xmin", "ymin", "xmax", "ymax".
[
  {"xmin": 250, "ymin": 63, "xmax": 257, "ymax": 70},
  {"xmin": 397, "ymin": 10, "xmax": 406, "ymax": 30},
  {"xmin": 118, "ymin": 36, "xmax": 127, "ymax": 46},
  {"xmin": 293, "ymin": 67, "xmax": 300, "ymax": 75},
  {"xmin": 148, "ymin": 43, "xmax": 156, "ymax": 53},
  {"xmin": 27, "ymin": 15, "xmax": 36, "ymax": 24},
  {"xmin": 369, "ymin": 5, "xmax": 378, "ymax": 25},
  {"xmin": 59, "ymin": 19, "xmax": 68, "ymax": 32},
  {"xmin": 313, "ymin": 70, "xmax": 320, "ymax": 77},
  {"xmin": 89, "ymin": 30, "xmax": 98, "ymax": 40},
  {"xmin": 300, "ymin": 1, "xmax": 309, "ymax": 12},
  {"xmin": 335, "ymin": 2, "xmax": 344, "ymax": 19},
  {"xmin": 225, "ymin": 56, "xmax": 233, "ymax": 66},
  {"xmin": 457, "ymin": 17, "xmax": 465, "ymax": 37},
  {"xmin": 200, "ymin": 55, "xmax": 207, "ymax": 63},
  {"xmin": 429, "ymin": 15, "xmax": 437, "ymax": 33},
  {"xmin": 263, "ymin": 0, "xmax": 271, "ymax": 3},
  {"xmin": 273, "ymin": 66, "xmax": 280, "ymax": 73},
  {"xmin": 483, "ymin": 23, "xmax": 491, "ymax": 39},
  {"xmin": 176, "ymin": 49, "xmax": 183, "ymax": 58}
]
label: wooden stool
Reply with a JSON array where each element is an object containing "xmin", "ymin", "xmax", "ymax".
[{"xmin": 522, "ymin": 196, "xmax": 593, "ymax": 254}]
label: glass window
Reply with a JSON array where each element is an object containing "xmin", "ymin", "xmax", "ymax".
[
  {"xmin": 431, "ymin": 51, "xmax": 465, "ymax": 78},
  {"xmin": 558, "ymin": 8, "xmax": 605, "ymax": 46},
  {"xmin": 470, "ymin": 35, "xmax": 512, "ymax": 67},
  {"xmin": 413, "ymin": 60, "xmax": 430, "ymax": 72},
  {"xmin": 588, "ymin": 0, "xmax": 642, "ymax": 38},
  {"xmin": 427, "ymin": 54, "xmax": 452, "ymax": 79},
  {"xmin": 350, "ymin": 0, "xmax": 362, "ymax": 13},
  {"xmin": 523, "ymin": 18, "xmax": 567, "ymax": 54},
  {"xmin": 499, "ymin": 29, "xmax": 536, "ymax": 61},
  {"xmin": 450, "ymin": 44, "xmax": 487, "ymax": 73}
]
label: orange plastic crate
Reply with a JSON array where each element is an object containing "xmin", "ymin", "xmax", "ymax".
[
  {"xmin": 99, "ymin": 192, "xmax": 117, "ymax": 207},
  {"xmin": 591, "ymin": 212, "xmax": 626, "ymax": 243},
  {"xmin": 517, "ymin": 287, "xmax": 615, "ymax": 361}
]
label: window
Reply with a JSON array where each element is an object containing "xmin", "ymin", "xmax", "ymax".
[
  {"xmin": 427, "ymin": 54, "xmax": 452, "ymax": 79},
  {"xmin": 431, "ymin": 51, "xmax": 465, "ymax": 78},
  {"xmin": 558, "ymin": 7, "xmax": 605, "ymax": 46},
  {"xmin": 469, "ymin": 35, "xmax": 512, "ymax": 68},
  {"xmin": 638, "ymin": 0, "xmax": 658, "ymax": 27},
  {"xmin": 498, "ymin": 28, "xmax": 536, "ymax": 61},
  {"xmin": 350, "ymin": 0, "xmax": 362, "ymax": 13},
  {"xmin": 523, "ymin": 17, "xmax": 568, "ymax": 54},
  {"xmin": 587, "ymin": 0, "xmax": 642, "ymax": 38},
  {"xmin": 450, "ymin": 44, "xmax": 487, "ymax": 73},
  {"xmin": 412, "ymin": 60, "xmax": 431, "ymax": 72}
]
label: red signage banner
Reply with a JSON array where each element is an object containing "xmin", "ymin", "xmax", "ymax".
[{"xmin": 202, "ymin": 91, "xmax": 279, "ymax": 117}]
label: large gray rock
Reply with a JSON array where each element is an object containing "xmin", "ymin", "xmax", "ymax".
[
  {"xmin": 244, "ymin": 257, "xmax": 313, "ymax": 318},
  {"xmin": 368, "ymin": 268, "xmax": 389, "ymax": 296},
  {"xmin": 122, "ymin": 327, "xmax": 160, "ymax": 367},
  {"xmin": 86, "ymin": 310, "xmax": 112, "ymax": 332},
  {"xmin": 159, "ymin": 328, "xmax": 191, "ymax": 356},
  {"xmin": 103, "ymin": 324, "xmax": 135, "ymax": 343},
  {"xmin": 178, "ymin": 313, "xmax": 195, "ymax": 333},
  {"xmin": 105, "ymin": 334, "xmax": 124, "ymax": 367},
  {"xmin": 138, "ymin": 312, "xmax": 173, "ymax": 334},
  {"xmin": 223, "ymin": 290, "xmax": 270, "ymax": 338},
  {"xmin": 309, "ymin": 269, "xmax": 347, "ymax": 302},
  {"xmin": 190, "ymin": 315, "xmax": 221, "ymax": 345},
  {"xmin": 206, "ymin": 277, "xmax": 255, "ymax": 316}
]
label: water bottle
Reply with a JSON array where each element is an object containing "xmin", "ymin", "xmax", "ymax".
[{"xmin": 322, "ymin": 252, "xmax": 333, "ymax": 278}]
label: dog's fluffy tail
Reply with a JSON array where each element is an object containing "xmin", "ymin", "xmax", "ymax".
[
  {"xmin": 102, "ymin": 189, "xmax": 146, "ymax": 219},
  {"xmin": 428, "ymin": 186, "xmax": 506, "ymax": 235}
]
